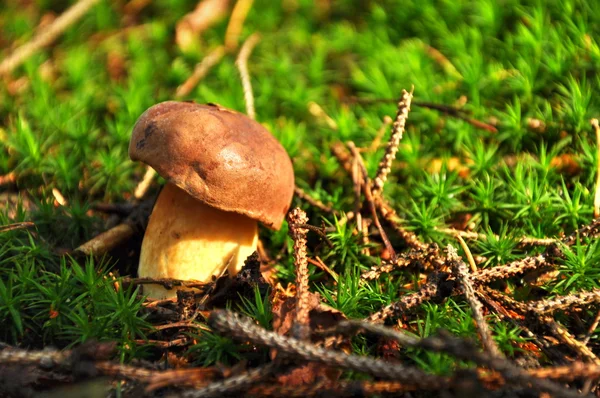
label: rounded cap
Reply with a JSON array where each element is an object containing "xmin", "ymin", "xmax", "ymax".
[{"xmin": 129, "ymin": 101, "xmax": 295, "ymax": 230}]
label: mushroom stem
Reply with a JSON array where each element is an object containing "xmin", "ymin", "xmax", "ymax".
[{"xmin": 138, "ymin": 182, "xmax": 258, "ymax": 299}]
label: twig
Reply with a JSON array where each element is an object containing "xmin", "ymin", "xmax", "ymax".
[
  {"xmin": 224, "ymin": 0, "xmax": 254, "ymax": 51},
  {"xmin": 73, "ymin": 198, "xmax": 153, "ymax": 256},
  {"xmin": 292, "ymin": 223, "xmax": 333, "ymax": 248},
  {"xmin": 484, "ymin": 288, "xmax": 600, "ymax": 365},
  {"xmin": 123, "ymin": 277, "xmax": 212, "ymax": 293},
  {"xmin": 470, "ymin": 254, "xmax": 550, "ymax": 285},
  {"xmin": 345, "ymin": 97, "xmax": 498, "ymax": 133},
  {"xmin": 308, "ymin": 256, "xmax": 338, "ymax": 281},
  {"xmin": 236, "ymin": 32, "xmax": 260, "ymax": 120},
  {"xmin": 133, "ymin": 166, "xmax": 156, "ymax": 200},
  {"xmin": 593, "ymin": 119, "xmax": 600, "ymax": 218},
  {"xmin": 365, "ymin": 271, "xmax": 449, "ymax": 323},
  {"xmin": 175, "ymin": 46, "xmax": 226, "ymax": 98},
  {"xmin": 448, "ymin": 245, "xmax": 503, "ymax": 358},
  {"xmin": 527, "ymin": 289, "xmax": 600, "ymax": 315},
  {"xmin": 293, "ymin": 185, "xmax": 335, "ymax": 213},
  {"xmin": 181, "ymin": 363, "xmax": 277, "ymax": 398},
  {"xmin": 0, "ymin": 221, "xmax": 35, "ymax": 234},
  {"xmin": 371, "ymin": 88, "xmax": 413, "ymax": 197},
  {"xmin": 308, "ymin": 102, "xmax": 338, "ymax": 130},
  {"xmin": 367, "ymin": 115, "xmax": 393, "ymax": 152},
  {"xmin": 583, "ymin": 308, "xmax": 600, "ymax": 345},
  {"xmin": 347, "ymin": 142, "xmax": 396, "ymax": 261},
  {"xmin": 208, "ymin": 310, "xmax": 449, "ymax": 387},
  {"xmin": 0, "ymin": 0, "xmax": 101, "ymax": 75},
  {"xmin": 376, "ymin": 197, "xmax": 428, "ymax": 250},
  {"xmin": 74, "ymin": 223, "xmax": 135, "ymax": 256},
  {"xmin": 325, "ymin": 321, "xmax": 580, "ymax": 398},
  {"xmin": 361, "ymin": 245, "xmax": 444, "ymax": 280},
  {"xmin": 287, "ymin": 208, "xmax": 311, "ymax": 340},
  {"xmin": 151, "ymin": 321, "xmax": 210, "ymax": 332},
  {"xmin": 439, "ymin": 227, "xmax": 559, "ymax": 247},
  {"xmin": 456, "ymin": 236, "xmax": 478, "ymax": 272}
]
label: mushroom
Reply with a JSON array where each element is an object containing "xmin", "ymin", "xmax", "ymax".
[{"xmin": 129, "ymin": 101, "xmax": 295, "ymax": 299}]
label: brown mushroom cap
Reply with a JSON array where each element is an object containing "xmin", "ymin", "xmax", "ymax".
[{"xmin": 129, "ymin": 101, "xmax": 295, "ymax": 230}]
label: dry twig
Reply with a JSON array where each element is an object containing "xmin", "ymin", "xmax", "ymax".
[
  {"xmin": 448, "ymin": 245, "xmax": 502, "ymax": 358},
  {"xmin": 236, "ymin": 32, "xmax": 260, "ymax": 120},
  {"xmin": 224, "ymin": 0, "xmax": 254, "ymax": 51},
  {"xmin": 208, "ymin": 310, "xmax": 448, "ymax": 387},
  {"xmin": 371, "ymin": 88, "xmax": 413, "ymax": 197},
  {"xmin": 527, "ymin": 289, "xmax": 600, "ymax": 315},
  {"xmin": 365, "ymin": 271, "xmax": 449, "ymax": 323},
  {"xmin": 287, "ymin": 208, "xmax": 311, "ymax": 340},
  {"xmin": 293, "ymin": 185, "xmax": 335, "ymax": 213},
  {"xmin": 175, "ymin": 46, "xmax": 226, "ymax": 98},
  {"xmin": 0, "ymin": 0, "xmax": 101, "ymax": 75}
]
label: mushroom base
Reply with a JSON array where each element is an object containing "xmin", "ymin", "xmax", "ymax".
[{"xmin": 138, "ymin": 182, "xmax": 258, "ymax": 299}]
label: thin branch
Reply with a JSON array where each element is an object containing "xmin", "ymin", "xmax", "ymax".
[
  {"xmin": 371, "ymin": 88, "xmax": 413, "ymax": 197},
  {"xmin": 224, "ymin": 0, "xmax": 254, "ymax": 51},
  {"xmin": 287, "ymin": 208, "xmax": 311, "ymax": 340},
  {"xmin": 133, "ymin": 166, "xmax": 156, "ymax": 200},
  {"xmin": 365, "ymin": 271, "xmax": 449, "ymax": 323},
  {"xmin": 182, "ymin": 363, "xmax": 278, "ymax": 397},
  {"xmin": 175, "ymin": 46, "xmax": 226, "ymax": 99},
  {"xmin": 0, "ymin": 0, "xmax": 101, "ymax": 75},
  {"xmin": 293, "ymin": 185, "xmax": 335, "ymax": 213},
  {"xmin": 347, "ymin": 141, "xmax": 396, "ymax": 260},
  {"xmin": 122, "ymin": 277, "xmax": 212, "ymax": 293},
  {"xmin": 236, "ymin": 32, "xmax": 260, "ymax": 120},
  {"xmin": 448, "ymin": 245, "xmax": 503, "ymax": 358},
  {"xmin": 208, "ymin": 310, "xmax": 448, "ymax": 387},
  {"xmin": 527, "ymin": 289, "xmax": 600, "ymax": 315}
]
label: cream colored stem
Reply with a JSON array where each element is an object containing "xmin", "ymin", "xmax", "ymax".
[{"xmin": 138, "ymin": 182, "xmax": 258, "ymax": 299}]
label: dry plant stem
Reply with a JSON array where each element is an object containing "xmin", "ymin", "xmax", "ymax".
[
  {"xmin": 476, "ymin": 287, "xmax": 547, "ymax": 350},
  {"xmin": 346, "ymin": 97, "xmax": 498, "ymax": 133},
  {"xmin": 371, "ymin": 88, "xmax": 413, "ymax": 197},
  {"xmin": 0, "ymin": 221, "xmax": 35, "ymax": 234},
  {"xmin": 181, "ymin": 363, "xmax": 277, "ymax": 398},
  {"xmin": 247, "ymin": 380, "xmax": 425, "ymax": 397},
  {"xmin": 74, "ymin": 223, "xmax": 135, "ymax": 256},
  {"xmin": 133, "ymin": 166, "xmax": 156, "ymax": 200},
  {"xmin": 224, "ymin": 0, "xmax": 254, "ymax": 51},
  {"xmin": 366, "ymin": 272, "xmax": 447, "ymax": 323},
  {"xmin": 448, "ymin": 245, "xmax": 503, "ymax": 358},
  {"xmin": 377, "ymin": 197, "xmax": 427, "ymax": 250},
  {"xmin": 236, "ymin": 32, "xmax": 260, "ymax": 120},
  {"xmin": 287, "ymin": 208, "xmax": 311, "ymax": 340},
  {"xmin": 484, "ymin": 288, "xmax": 600, "ymax": 364},
  {"xmin": 368, "ymin": 115, "xmax": 394, "ymax": 152},
  {"xmin": 293, "ymin": 185, "xmax": 335, "ymax": 213},
  {"xmin": 308, "ymin": 102, "xmax": 338, "ymax": 130},
  {"xmin": 347, "ymin": 141, "xmax": 397, "ymax": 260},
  {"xmin": 583, "ymin": 309, "xmax": 600, "ymax": 345},
  {"xmin": 332, "ymin": 140, "xmax": 425, "ymax": 250},
  {"xmin": 593, "ymin": 119, "xmax": 600, "ymax": 218},
  {"xmin": 440, "ymin": 227, "xmax": 558, "ymax": 247},
  {"xmin": 470, "ymin": 254, "xmax": 550, "ymax": 284},
  {"xmin": 456, "ymin": 236, "xmax": 478, "ymax": 272},
  {"xmin": 0, "ymin": 0, "xmax": 101, "ymax": 75},
  {"xmin": 122, "ymin": 277, "xmax": 212, "ymax": 293},
  {"xmin": 324, "ymin": 321, "xmax": 579, "ymax": 398},
  {"xmin": 527, "ymin": 289, "xmax": 600, "ymax": 315},
  {"xmin": 209, "ymin": 310, "xmax": 448, "ymax": 387},
  {"xmin": 175, "ymin": 46, "xmax": 226, "ymax": 98},
  {"xmin": 362, "ymin": 245, "xmax": 444, "ymax": 280},
  {"xmin": 545, "ymin": 317, "xmax": 600, "ymax": 365}
]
